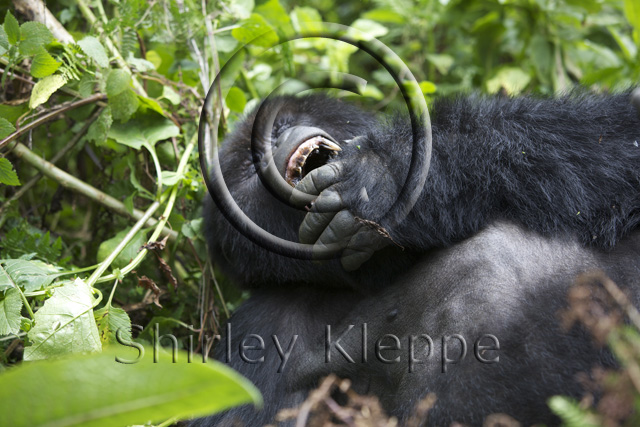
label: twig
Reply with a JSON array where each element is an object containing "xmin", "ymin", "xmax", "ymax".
[
  {"xmin": 95, "ymin": 133, "xmax": 198, "ymax": 283},
  {"xmin": 86, "ymin": 200, "xmax": 162, "ymax": 286},
  {"xmin": 9, "ymin": 142, "xmax": 178, "ymax": 241},
  {"xmin": 0, "ymin": 108, "xmax": 103, "ymax": 222},
  {"xmin": 11, "ymin": 0, "xmax": 74, "ymax": 44},
  {"xmin": 0, "ymin": 94, "xmax": 106, "ymax": 150}
]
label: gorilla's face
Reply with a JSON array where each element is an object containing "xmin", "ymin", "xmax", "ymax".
[{"xmin": 204, "ymin": 95, "xmax": 377, "ymax": 288}]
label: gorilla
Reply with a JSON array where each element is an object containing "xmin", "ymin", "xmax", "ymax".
[{"xmin": 194, "ymin": 90, "xmax": 640, "ymax": 426}]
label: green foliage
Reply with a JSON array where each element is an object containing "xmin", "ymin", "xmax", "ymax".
[{"xmin": 0, "ymin": 348, "xmax": 261, "ymax": 426}]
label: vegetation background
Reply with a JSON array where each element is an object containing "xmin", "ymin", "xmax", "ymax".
[{"xmin": 0, "ymin": 0, "xmax": 638, "ymax": 425}]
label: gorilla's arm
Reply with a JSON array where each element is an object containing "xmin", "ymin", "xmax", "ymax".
[{"xmin": 298, "ymin": 92, "xmax": 640, "ymax": 270}]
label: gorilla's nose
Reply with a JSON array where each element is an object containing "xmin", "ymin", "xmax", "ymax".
[{"xmin": 273, "ymin": 126, "xmax": 341, "ymax": 186}]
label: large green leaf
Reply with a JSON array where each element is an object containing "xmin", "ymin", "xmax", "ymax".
[
  {"xmin": 0, "ymin": 288, "xmax": 22, "ymax": 335},
  {"xmin": 0, "ymin": 348, "xmax": 262, "ymax": 427},
  {"xmin": 108, "ymin": 113, "xmax": 179, "ymax": 150},
  {"xmin": 0, "ymin": 259, "xmax": 60, "ymax": 292},
  {"xmin": 24, "ymin": 278, "xmax": 101, "ymax": 360}
]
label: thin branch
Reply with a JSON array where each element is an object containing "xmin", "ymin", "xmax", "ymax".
[
  {"xmin": 95, "ymin": 133, "xmax": 198, "ymax": 284},
  {"xmin": 0, "ymin": 108, "xmax": 103, "ymax": 222},
  {"xmin": 9, "ymin": 142, "xmax": 178, "ymax": 241},
  {"xmin": 12, "ymin": 0, "xmax": 74, "ymax": 44},
  {"xmin": 0, "ymin": 93, "xmax": 106, "ymax": 150}
]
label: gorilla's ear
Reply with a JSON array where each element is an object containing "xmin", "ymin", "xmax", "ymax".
[{"xmin": 632, "ymin": 88, "xmax": 640, "ymax": 117}]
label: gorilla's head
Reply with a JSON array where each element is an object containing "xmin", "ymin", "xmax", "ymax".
[{"xmin": 203, "ymin": 95, "xmax": 377, "ymax": 288}]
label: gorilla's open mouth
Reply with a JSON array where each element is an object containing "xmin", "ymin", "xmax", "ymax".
[{"xmin": 284, "ymin": 136, "xmax": 341, "ymax": 186}]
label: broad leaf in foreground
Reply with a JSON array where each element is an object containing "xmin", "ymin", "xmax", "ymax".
[
  {"xmin": 24, "ymin": 278, "xmax": 101, "ymax": 360},
  {"xmin": 0, "ymin": 258, "xmax": 61, "ymax": 292},
  {"xmin": 0, "ymin": 348, "xmax": 262, "ymax": 427}
]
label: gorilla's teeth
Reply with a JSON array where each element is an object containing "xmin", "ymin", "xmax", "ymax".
[{"xmin": 285, "ymin": 136, "xmax": 341, "ymax": 185}]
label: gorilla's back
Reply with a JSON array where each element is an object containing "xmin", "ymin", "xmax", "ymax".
[{"xmin": 194, "ymin": 221, "xmax": 640, "ymax": 426}]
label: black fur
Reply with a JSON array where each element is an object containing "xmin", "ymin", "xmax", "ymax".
[{"xmin": 197, "ymin": 92, "xmax": 640, "ymax": 426}]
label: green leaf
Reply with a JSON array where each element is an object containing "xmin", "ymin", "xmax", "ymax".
[
  {"xmin": 19, "ymin": 22, "xmax": 54, "ymax": 56},
  {"xmin": 30, "ymin": 47, "xmax": 61, "ymax": 78},
  {"xmin": 290, "ymin": 7, "xmax": 323, "ymax": 33},
  {"xmin": 548, "ymin": 395, "xmax": 600, "ymax": 427},
  {"xmin": 77, "ymin": 36, "xmax": 109, "ymax": 68},
  {"xmin": 4, "ymin": 11, "xmax": 19, "ymax": 46},
  {"xmin": 0, "ymin": 263, "xmax": 12, "ymax": 292},
  {"xmin": 29, "ymin": 74, "xmax": 67, "ymax": 109},
  {"xmin": 0, "ymin": 117, "xmax": 15, "ymax": 139},
  {"xmin": 0, "ymin": 157, "xmax": 20, "ymax": 186},
  {"xmin": 0, "ymin": 288, "xmax": 22, "ymax": 335},
  {"xmin": 229, "ymin": 0, "xmax": 254, "ymax": 20},
  {"xmin": 486, "ymin": 67, "xmax": 531, "ymax": 95},
  {"xmin": 226, "ymin": 87, "xmax": 247, "ymax": 113},
  {"xmin": 127, "ymin": 53, "xmax": 155, "ymax": 72},
  {"xmin": 0, "ymin": 259, "xmax": 60, "ymax": 292},
  {"xmin": 108, "ymin": 114, "xmax": 179, "ymax": 150},
  {"xmin": 350, "ymin": 19, "xmax": 388, "ymax": 39},
  {"xmin": 106, "ymin": 69, "xmax": 131, "ymax": 97},
  {"xmin": 624, "ymin": 0, "xmax": 640, "ymax": 35},
  {"xmin": 232, "ymin": 14, "xmax": 278, "ymax": 47},
  {"xmin": 255, "ymin": 0, "xmax": 291, "ymax": 30},
  {"xmin": 419, "ymin": 81, "xmax": 437, "ymax": 94},
  {"xmin": 94, "ymin": 303, "xmax": 132, "ymax": 346},
  {"xmin": 0, "ymin": 103, "xmax": 27, "ymax": 125},
  {"xmin": 1, "ymin": 228, "xmax": 64, "ymax": 265},
  {"xmin": 362, "ymin": 9, "xmax": 405, "ymax": 24},
  {"xmin": 161, "ymin": 86, "xmax": 180, "ymax": 105},
  {"xmin": 24, "ymin": 278, "xmax": 101, "ymax": 361},
  {"xmin": 137, "ymin": 95, "xmax": 165, "ymax": 115},
  {"xmin": 77, "ymin": 72, "xmax": 96, "ymax": 98},
  {"xmin": 97, "ymin": 228, "xmax": 147, "ymax": 269},
  {"xmin": 160, "ymin": 170, "xmax": 184, "ymax": 186},
  {"xmin": 86, "ymin": 107, "xmax": 113, "ymax": 146},
  {"xmin": 181, "ymin": 218, "xmax": 203, "ymax": 240},
  {"xmin": 109, "ymin": 88, "xmax": 139, "ymax": 122},
  {"xmin": 425, "ymin": 53, "xmax": 454, "ymax": 75},
  {"xmin": 0, "ymin": 348, "xmax": 261, "ymax": 426},
  {"xmin": 0, "ymin": 25, "xmax": 9, "ymax": 55}
]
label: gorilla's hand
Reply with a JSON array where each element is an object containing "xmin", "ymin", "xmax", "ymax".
[{"xmin": 291, "ymin": 140, "xmax": 402, "ymax": 271}]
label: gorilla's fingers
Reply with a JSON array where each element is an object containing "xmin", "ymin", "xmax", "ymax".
[
  {"xmin": 299, "ymin": 189, "xmax": 344, "ymax": 244},
  {"xmin": 292, "ymin": 162, "xmax": 343, "ymax": 204},
  {"xmin": 341, "ymin": 228, "xmax": 389, "ymax": 271},
  {"xmin": 312, "ymin": 210, "xmax": 360, "ymax": 256}
]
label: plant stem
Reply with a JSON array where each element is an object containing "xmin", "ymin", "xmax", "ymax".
[
  {"xmin": 16, "ymin": 285, "xmax": 35, "ymax": 320},
  {"xmin": 95, "ymin": 133, "xmax": 198, "ymax": 284},
  {"xmin": 86, "ymin": 199, "xmax": 162, "ymax": 287},
  {"xmin": 9, "ymin": 142, "xmax": 178, "ymax": 241},
  {"xmin": 0, "ymin": 108, "xmax": 102, "ymax": 224},
  {"xmin": 0, "ymin": 94, "xmax": 106, "ymax": 150}
]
